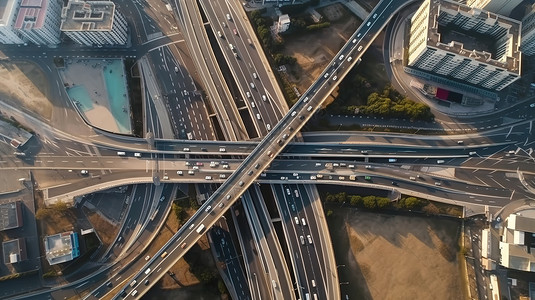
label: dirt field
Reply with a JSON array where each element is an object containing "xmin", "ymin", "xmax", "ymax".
[
  {"xmin": 282, "ymin": 3, "xmax": 360, "ymax": 94},
  {"xmin": 328, "ymin": 208, "xmax": 463, "ymax": 300},
  {"xmin": 0, "ymin": 60, "xmax": 52, "ymax": 119}
]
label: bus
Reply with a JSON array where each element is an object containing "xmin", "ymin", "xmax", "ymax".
[{"xmin": 196, "ymin": 224, "xmax": 205, "ymax": 234}]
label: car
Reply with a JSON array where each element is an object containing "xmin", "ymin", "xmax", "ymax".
[
  {"xmin": 196, "ymin": 162, "xmax": 204, "ymax": 166},
  {"xmin": 174, "ymin": 66, "xmax": 178, "ymax": 73},
  {"xmin": 217, "ymin": 31, "xmax": 223, "ymax": 37},
  {"xmin": 144, "ymin": 268, "xmax": 151, "ymax": 275},
  {"xmin": 457, "ymin": 140, "xmax": 464, "ymax": 144},
  {"xmin": 233, "ymin": 28, "xmax": 238, "ymax": 35},
  {"xmin": 188, "ymin": 170, "xmax": 195, "ymax": 175},
  {"xmin": 192, "ymin": 166, "xmax": 199, "ymax": 170},
  {"xmin": 366, "ymin": 21, "xmax": 371, "ymax": 26},
  {"xmin": 253, "ymin": 72, "xmax": 258, "ymax": 79},
  {"xmin": 365, "ymin": 165, "xmax": 372, "ymax": 169},
  {"xmin": 267, "ymin": 124, "xmax": 271, "ymax": 131},
  {"xmin": 144, "ymin": 280, "xmax": 149, "ymax": 285},
  {"xmin": 239, "ymin": 181, "xmax": 244, "ymax": 186},
  {"xmin": 286, "ymin": 188, "xmax": 291, "ymax": 195},
  {"xmin": 131, "ymin": 290, "xmax": 138, "ymax": 296},
  {"xmin": 130, "ymin": 280, "xmax": 137, "ymax": 287},
  {"xmin": 226, "ymin": 13, "xmax": 231, "ymax": 20},
  {"xmin": 307, "ymin": 234, "xmax": 313, "ymax": 244},
  {"xmin": 251, "ymin": 101, "xmax": 256, "ymax": 108},
  {"xmin": 299, "ymin": 115, "xmax": 305, "ymax": 120},
  {"xmin": 262, "ymin": 95, "xmax": 267, "ymax": 101},
  {"xmin": 145, "ymin": 255, "xmax": 150, "ymax": 261},
  {"xmin": 205, "ymin": 176, "xmax": 212, "ymax": 180},
  {"xmin": 300, "ymin": 235, "xmax": 305, "ymax": 245},
  {"xmin": 219, "ymin": 174, "xmax": 226, "ymax": 179},
  {"xmin": 254, "ymin": 163, "xmax": 260, "ymax": 169},
  {"xmin": 177, "ymin": 170, "xmax": 183, "ymax": 175},
  {"xmin": 246, "ymin": 91, "xmax": 251, "ymax": 98},
  {"xmin": 339, "ymin": 55, "xmax": 344, "ymax": 61},
  {"xmin": 291, "ymin": 111, "xmax": 297, "ymax": 116},
  {"xmin": 277, "ymin": 139, "xmax": 283, "ymax": 145},
  {"xmin": 218, "ymin": 202, "xmax": 224, "ymax": 208},
  {"xmin": 222, "ymin": 22, "xmax": 226, "ymax": 27},
  {"xmin": 294, "ymin": 190, "xmax": 299, "ymax": 197},
  {"xmin": 159, "ymin": 196, "xmax": 165, "ymax": 202},
  {"xmin": 357, "ymin": 33, "xmax": 361, "ymax": 38},
  {"xmin": 81, "ymin": 170, "xmax": 88, "ymax": 175},
  {"xmin": 435, "ymin": 182, "xmax": 442, "ymax": 186},
  {"xmin": 189, "ymin": 223, "xmax": 195, "ymax": 230},
  {"xmin": 250, "ymin": 82, "xmax": 255, "ymax": 89},
  {"xmin": 294, "ymin": 217, "xmax": 299, "ymax": 224},
  {"xmin": 358, "ymin": 45, "xmax": 363, "ymax": 51},
  {"xmin": 256, "ymin": 113, "xmax": 261, "ymax": 120},
  {"xmin": 283, "ymin": 133, "xmax": 289, "ymax": 139},
  {"xmin": 117, "ymin": 151, "xmax": 126, "ymax": 156},
  {"xmin": 391, "ymin": 181, "xmax": 398, "ymax": 186},
  {"xmin": 530, "ymin": 103, "xmax": 535, "ymax": 108},
  {"xmin": 288, "ymin": 126, "xmax": 294, "ymax": 131},
  {"xmin": 410, "ymin": 176, "xmax": 416, "ymax": 181},
  {"xmin": 291, "ymin": 203, "xmax": 296, "ymax": 211},
  {"xmin": 247, "ymin": 170, "xmax": 253, "ymax": 175},
  {"xmin": 365, "ymin": 176, "xmax": 371, "ymax": 180},
  {"xmin": 267, "ymin": 150, "xmax": 273, "ymax": 157},
  {"xmin": 469, "ymin": 151, "xmax": 477, "ymax": 156},
  {"xmin": 247, "ymin": 38, "xmax": 253, "ymax": 45},
  {"xmin": 388, "ymin": 158, "xmax": 397, "ymax": 163},
  {"xmin": 324, "ymin": 73, "xmax": 330, "ymax": 78},
  {"xmin": 310, "ymin": 175, "xmax": 317, "ymax": 180},
  {"xmin": 437, "ymin": 160, "xmax": 445, "ymax": 164},
  {"xmin": 280, "ymin": 176, "xmax": 288, "ymax": 180},
  {"xmin": 226, "ymin": 194, "xmax": 231, "ymax": 200},
  {"xmin": 332, "ymin": 75, "xmax": 338, "ymax": 81},
  {"xmin": 352, "ymin": 38, "xmax": 357, "ymax": 43},
  {"xmin": 307, "ymin": 106, "xmax": 313, "ymax": 111},
  {"xmin": 222, "ymin": 164, "xmax": 229, "ymax": 169},
  {"xmin": 134, "ymin": 152, "xmax": 141, "ymax": 157},
  {"xmin": 301, "ymin": 218, "xmax": 307, "ymax": 226},
  {"xmin": 181, "ymin": 242, "xmax": 187, "ymax": 248},
  {"xmin": 292, "ymin": 173, "xmax": 299, "ymax": 176},
  {"xmin": 162, "ymin": 176, "xmax": 169, "ymax": 180},
  {"xmin": 205, "ymin": 205, "xmax": 212, "ymax": 212},
  {"xmin": 185, "ymin": 161, "xmax": 191, "ymax": 166},
  {"xmin": 183, "ymin": 148, "xmax": 190, "ymax": 152},
  {"xmin": 347, "ymin": 56, "xmax": 352, "ymax": 62},
  {"xmin": 219, "ymin": 147, "xmax": 226, "ymax": 152},
  {"xmin": 373, "ymin": 13, "xmax": 377, "ymax": 18},
  {"xmin": 161, "ymin": 251, "xmax": 168, "ymax": 258}
]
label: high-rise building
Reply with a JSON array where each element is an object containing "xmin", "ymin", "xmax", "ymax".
[
  {"xmin": 520, "ymin": 5, "xmax": 535, "ymax": 56},
  {"xmin": 466, "ymin": 0, "xmax": 522, "ymax": 16},
  {"xmin": 407, "ymin": 0, "xmax": 521, "ymax": 92},
  {"xmin": 13, "ymin": 0, "xmax": 62, "ymax": 45},
  {"xmin": 60, "ymin": 0, "xmax": 128, "ymax": 46},
  {"xmin": 0, "ymin": 0, "xmax": 25, "ymax": 44}
]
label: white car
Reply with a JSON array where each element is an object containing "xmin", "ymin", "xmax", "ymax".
[
  {"xmin": 246, "ymin": 91, "xmax": 251, "ymax": 98},
  {"xmin": 332, "ymin": 75, "xmax": 338, "ymax": 81},
  {"xmin": 262, "ymin": 95, "xmax": 267, "ymax": 101},
  {"xmin": 530, "ymin": 103, "xmax": 535, "ymax": 108},
  {"xmin": 251, "ymin": 101, "xmax": 256, "ymax": 108},
  {"xmin": 253, "ymin": 72, "xmax": 258, "ymax": 79},
  {"xmin": 294, "ymin": 217, "xmax": 299, "ymax": 225},
  {"xmin": 177, "ymin": 170, "xmax": 183, "ymax": 175}
]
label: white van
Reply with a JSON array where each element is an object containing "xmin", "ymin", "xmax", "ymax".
[
  {"xmin": 196, "ymin": 224, "xmax": 205, "ymax": 233},
  {"xmin": 437, "ymin": 160, "xmax": 445, "ymax": 164},
  {"xmin": 117, "ymin": 151, "xmax": 126, "ymax": 156},
  {"xmin": 134, "ymin": 152, "xmax": 141, "ymax": 157}
]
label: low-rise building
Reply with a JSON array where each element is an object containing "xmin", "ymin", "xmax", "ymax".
[
  {"xmin": 44, "ymin": 231, "xmax": 80, "ymax": 265},
  {"xmin": 2, "ymin": 238, "xmax": 27, "ymax": 264},
  {"xmin": 60, "ymin": 0, "xmax": 128, "ymax": 46},
  {"xmin": 0, "ymin": 201, "xmax": 23, "ymax": 231}
]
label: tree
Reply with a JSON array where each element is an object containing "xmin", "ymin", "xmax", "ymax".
[
  {"xmin": 403, "ymin": 197, "xmax": 421, "ymax": 209},
  {"xmin": 326, "ymin": 210, "xmax": 333, "ymax": 217},
  {"xmin": 349, "ymin": 195, "xmax": 362, "ymax": 206},
  {"xmin": 335, "ymin": 192, "xmax": 347, "ymax": 203},
  {"xmin": 218, "ymin": 279, "xmax": 228, "ymax": 295},
  {"xmin": 363, "ymin": 196, "xmax": 377, "ymax": 209},
  {"xmin": 325, "ymin": 193, "xmax": 335, "ymax": 202},
  {"xmin": 376, "ymin": 197, "xmax": 390, "ymax": 209},
  {"xmin": 35, "ymin": 208, "xmax": 52, "ymax": 220}
]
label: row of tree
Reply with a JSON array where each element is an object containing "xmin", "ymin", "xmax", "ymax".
[{"xmin": 324, "ymin": 192, "xmax": 427, "ymax": 211}]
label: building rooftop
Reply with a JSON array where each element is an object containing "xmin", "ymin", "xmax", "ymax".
[
  {"xmin": 61, "ymin": 0, "xmax": 116, "ymax": 32},
  {"xmin": 507, "ymin": 214, "xmax": 535, "ymax": 233},
  {"xmin": 425, "ymin": 0, "xmax": 521, "ymax": 74},
  {"xmin": 44, "ymin": 231, "xmax": 80, "ymax": 265},
  {"xmin": 14, "ymin": 0, "xmax": 48, "ymax": 30},
  {"xmin": 0, "ymin": 201, "xmax": 23, "ymax": 231},
  {"xmin": 2, "ymin": 238, "xmax": 26, "ymax": 264}
]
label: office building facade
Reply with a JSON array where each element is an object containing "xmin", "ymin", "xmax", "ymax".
[
  {"xmin": 466, "ymin": 0, "xmax": 522, "ymax": 16},
  {"xmin": 407, "ymin": 0, "xmax": 521, "ymax": 92},
  {"xmin": 60, "ymin": 0, "xmax": 128, "ymax": 46},
  {"xmin": 0, "ymin": 0, "xmax": 25, "ymax": 44},
  {"xmin": 521, "ymin": 5, "xmax": 535, "ymax": 56},
  {"xmin": 13, "ymin": 0, "xmax": 62, "ymax": 45}
]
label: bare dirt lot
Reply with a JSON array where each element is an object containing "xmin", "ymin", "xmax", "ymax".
[
  {"xmin": 282, "ymin": 3, "xmax": 360, "ymax": 93},
  {"xmin": 328, "ymin": 208, "xmax": 463, "ymax": 300},
  {"xmin": 0, "ymin": 60, "xmax": 51, "ymax": 119}
]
